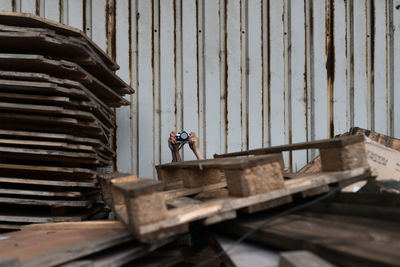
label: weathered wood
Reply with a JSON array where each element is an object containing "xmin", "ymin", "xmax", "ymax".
[
  {"xmin": 0, "ymin": 227, "xmax": 133, "ymax": 267},
  {"xmin": 182, "ymin": 169, "xmax": 222, "ymax": 188},
  {"xmin": 98, "ymin": 172, "xmax": 138, "ymax": 206},
  {"xmin": 320, "ymin": 141, "xmax": 368, "ymax": 171},
  {"xmin": 124, "ymin": 168, "xmax": 369, "ymax": 241},
  {"xmin": 0, "ymin": 176, "xmax": 97, "ymax": 188},
  {"xmin": 216, "ymin": 211, "xmax": 400, "ymax": 267},
  {"xmin": 0, "ymin": 258, "xmax": 20, "ymax": 267},
  {"xmin": 0, "ymin": 54, "xmax": 128, "ymax": 106},
  {"xmin": 279, "ymin": 251, "xmax": 336, "ymax": 267},
  {"xmin": 225, "ymin": 161, "xmax": 284, "ymax": 197},
  {"xmin": 214, "ymin": 135, "xmax": 365, "ymax": 158},
  {"xmin": 21, "ymin": 221, "xmax": 124, "ymax": 231},
  {"xmin": 0, "ymin": 30, "xmax": 134, "ymax": 95},
  {"xmin": 0, "ymin": 11, "xmax": 118, "ymax": 70},
  {"xmin": 349, "ymin": 127, "xmax": 400, "ymax": 151}
]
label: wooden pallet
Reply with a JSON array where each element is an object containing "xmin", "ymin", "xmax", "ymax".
[{"xmin": 109, "ymin": 136, "xmax": 371, "ymax": 242}]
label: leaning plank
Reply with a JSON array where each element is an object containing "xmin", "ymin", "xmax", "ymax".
[
  {"xmin": 59, "ymin": 239, "xmax": 175, "ymax": 267},
  {"xmin": 215, "ymin": 212, "xmax": 400, "ymax": 267}
]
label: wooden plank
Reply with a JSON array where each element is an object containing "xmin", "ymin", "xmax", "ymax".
[
  {"xmin": 0, "ymin": 163, "xmax": 96, "ymax": 179},
  {"xmin": 207, "ymin": 233, "xmax": 279, "ymax": 267},
  {"xmin": 0, "ymin": 228, "xmax": 133, "ymax": 267},
  {"xmin": 214, "ymin": 135, "xmax": 364, "ymax": 158},
  {"xmin": 157, "ymin": 154, "xmax": 282, "ymax": 170},
  {"xmin": 22, "ymin": 221, "xmax": 124, "ymax": 231},
  {"xmin": 0, "ymin": 188, "xmax": 96, "ymax": 198},
  {"xmin": 0, "ymin": 177, "xmax": 96, "ymax": 188},
  {"xmin": 279, "ymin": 250, "xmax": 336, "ymax": 267},
  {"xmin": 0, "ymin": 204, "xmax": 105, "ymax": 223},
  {"xmin": 0, "ymin": 197, "xmax": 93, "ymax": 208}
]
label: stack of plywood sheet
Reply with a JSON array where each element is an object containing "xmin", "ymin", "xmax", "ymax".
[{"xmin": 0, "ymin": 12, "xmax": 133, "ymax": 228}]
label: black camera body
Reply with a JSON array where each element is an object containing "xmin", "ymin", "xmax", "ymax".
[{"xmin": 175, "ymin": 131, "xmax": 189, "ymax": 143}]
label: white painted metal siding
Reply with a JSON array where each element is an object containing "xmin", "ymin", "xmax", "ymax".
[{"xmin": 1, "ymin": 0, "xmax": 399, "ymax": 178}]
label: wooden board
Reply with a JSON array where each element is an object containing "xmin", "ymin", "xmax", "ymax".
[
  {"xmin": 214, "ymin": 135, "xmax": 364, "ymax": 158},
  {"xmin": 0, "ymin": 188, "xmax": 98, "ymax": 198},
  {"xmin": 0, "ymin": 163, "xmax": 96, "ymax": 179},
  {"xmin": 0, "ymin": 227, "xmax": 133, "ymax": 266},
  {"xmin": 0, "ymin": 204, "xmax": 105, "ymax": 223},
  {"xmin": 0, "ymin": 177, "xmax": 96, "ymax": 188}
]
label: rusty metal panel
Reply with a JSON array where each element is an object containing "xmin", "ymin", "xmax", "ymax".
[
  {"xmin": 290, "ymin": 0, "xmax": 308, "ymax": 171},
  {"xmin": 3, "ymin": 0, "xmax": 400, "ymax": 177},
  {"xmin": 394, "ymin": 0, "xmax": 400, "ymax": 137}
]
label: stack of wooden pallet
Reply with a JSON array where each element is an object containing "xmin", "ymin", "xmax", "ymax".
[{"xmin": 0, "ymin": 12, "xmax": 133, "ymax": 228}]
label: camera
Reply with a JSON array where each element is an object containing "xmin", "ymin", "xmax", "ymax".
[{"xmin": 175, "ymin": 131, "xmax": 189, "ymax": 143}]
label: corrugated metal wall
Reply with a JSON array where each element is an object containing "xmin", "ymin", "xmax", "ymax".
[{"xmin": 1, "ymin": 0, "xmax": 400, "ymax": 178}]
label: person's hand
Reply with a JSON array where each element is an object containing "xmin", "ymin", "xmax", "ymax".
[
  {"xmin": 188, "ymin": 132, "xmax": 204, "ymax": 160},
  {"xmin": 188, "ymin": 132, "xmax": 200, "ymax": 151},
  {"xmin": 168, "ymin": 131, "xmax": 180, "ymax": 151}
]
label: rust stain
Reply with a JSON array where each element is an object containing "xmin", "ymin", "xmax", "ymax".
[
  {"xmin": 304, "ymin": 0, "xmax": 309, "ymax": 142},
  {"xmin": 35, "ymin": 0, "xmax": 40, "ymax": 16},
  {"xmin": 224, "ymin": 0, "xmax": 229, "ymax": 152},
  {"xmin": 173, "ymin": 0, "xmax": 178, "ymax": 128},
  {"xmin": 370, "ymin": 0, "xmax": 375, "ymax": 130},
  {"xmin": 196, "ymin": 0, "xmax": 200, "ymax": 134},
  {"xmin": 128, "ymin": 0, "xmax": 133, "ymax": 88},
  {"xmin": 59, "ymin": 0, "xmax": 63, "ymax": 23},
  {"xmin": 83, "ymin": 0, "xmax": 87, "ymax": 34},
  {"xmin": 261, "ymin": 0, "xmax": 264, "ymax": 146},
  {"xmin": 111, "ymin": 0, "xmax": 117, "ymax": 61},
  {"xmin": 105, "ymin": 1, "xmax": 109, "ymax": 54},
  {"xmin": 11, "ymin": 0, "xmax": 16, "ymax": 12},
  {"xmin": 266, "ymin": 0, "xmax": 271, "ymax": 147},
  {"xmin": 325, "ymin": 0, "xmax": 335, "ymax": 138}
]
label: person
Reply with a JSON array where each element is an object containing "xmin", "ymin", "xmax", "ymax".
[{"xmin": 168, "ymin": 131, "xmax": 204, "ymax": 162}]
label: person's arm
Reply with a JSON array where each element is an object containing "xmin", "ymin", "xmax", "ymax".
[
  {"xmin": 168, "ymin": 131, "xmax": 182, "ymax": 162},
  {"xmin": 188, "ymin": 132, "xmax": 205, "ymax": 160}
]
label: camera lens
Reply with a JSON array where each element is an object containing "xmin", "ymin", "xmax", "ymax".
[{"xmin": 180, "ymin": 131, "xmax": 188, "ymax": 140}]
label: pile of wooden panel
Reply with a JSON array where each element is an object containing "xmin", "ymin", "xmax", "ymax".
[{"xmin": 0, "ymin": 12, "xmax": 133, "ymax": 228}]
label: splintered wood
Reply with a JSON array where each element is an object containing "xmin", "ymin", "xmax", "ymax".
[
  {"xmin": 0, "ymin": 12, "xmax": 133, "ymax": 227},
  {"xmin": 108, "ymin": 136, "xmax": 371, "ymax": 242}
]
